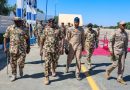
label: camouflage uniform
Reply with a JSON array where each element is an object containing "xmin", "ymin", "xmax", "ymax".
[
  {"xmin": 54, "ymin": 29, "xmax": 64, "ymax": 68},
  {"xmin": 59, "ymin": 26, "xmax": 66, "ymax": 55},
  {"xmin": 84, "ymin": 29, "xmax": 98, "ymax": 65},
  {"xmin": 3, "ymin": 25, "xmax": 28, "ymax": 76},
  {"xmin": 40, "ymin": 26, "xmax": 61, "ymax": 77},
  {"xmin": 37, "ymin": 23, "xmax": 44, "ymax": 46},
  {"xmin": 106, "ymin": 29, "xmax": 128, "ymax": 80},
  {"xmin": 66, "ymin": 26, "xmax": 84, "ymax": 75}
]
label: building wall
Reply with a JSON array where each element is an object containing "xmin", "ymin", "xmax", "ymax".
[{"xmin": 58, "ymin": 14, "xmax": 83, "ymax": 26}]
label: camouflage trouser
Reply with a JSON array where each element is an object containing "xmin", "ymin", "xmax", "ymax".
[
  {"xmin": 106, "ymin": 52, "xmax": 127, "ymax": 79},
  {"xmin": 54, "ymin": 44, "xmax": 61, "ymax": 68},
  {"xmin": 10, "ymin": 52, "xmax": 26, "ymax": 75},
  {"xmin": 44, "ymin": 52, "xmax": 56, "ymax": 77},
  {"xmin": 86, "ymin": 48, "xmax": 94, "ymax": 65},
  {"xmin": 37, "ymin": 36, "xmax": 40, "ymax": 46}
]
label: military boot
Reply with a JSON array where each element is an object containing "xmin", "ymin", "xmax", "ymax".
[
  {"xmin": 10, "ymin": 75, "xmax": 16, "ymax": 82},
  {"xmin": 65, "ymin": 65, "xmax": 69, "ymax": 73},
  {"xmin": 75, "ymin": 73, "xmax": 81, "ymax": 81},
  {"xmin": 104, "ymin": 70, "xmax": 110, "ymax": 80},
  {"xmin": 51, "ymin": 69, "xmax": 56, "ymax": 77},
  {"xmin": 44, "ymin": 77, "xmax": 49, "ymax": 85},
  {"xmin": 88, "ymin": 64, "xmax": 92, "ymax": 70},
  {"xmin": 117, "ymin": 78, "xmax": 127, "ymax": 85}
]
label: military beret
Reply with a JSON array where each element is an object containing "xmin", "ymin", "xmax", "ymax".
[{"xmin": 74, "ymin": 17, "xmax": 80, "ymax": 22}]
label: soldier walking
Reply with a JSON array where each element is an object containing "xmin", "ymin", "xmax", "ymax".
[
  {"xmin": 40, "ymin": 19, "xmax": 62, "ymax": 85},
  {"xmin": 105, "ymin": 21, "xmax": 128, "ymax": 85},
  {"xmin": 65, "ymin": 17, "xmax": 84, "ymax": 80},
  {"xmin": 3, "ymin": 17, "xmax": 30, "ymax": 82},
  {"xmin": 37, "ymin": 21, "xmax": 44, "ymax": 46},
  {"xmin": 84, "ymin": 23, "xmax": 98, "ymax": 70}
]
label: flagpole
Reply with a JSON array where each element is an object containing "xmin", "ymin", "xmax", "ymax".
[{"xmin": 45, "ymin": 0, "xmax": 48, "ymax": 22}]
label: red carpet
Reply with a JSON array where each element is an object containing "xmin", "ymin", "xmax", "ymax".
[
  {"xmin": 82, "ymin": 39, "xmax": 130, "ymax": 56},
  {"xmin": 82, "ymin": 46, "xmax": 110, "ymax": 56}
]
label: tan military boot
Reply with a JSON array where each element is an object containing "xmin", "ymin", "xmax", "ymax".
[
  {"xmin": 65, "ymin": 65, "xmax": 69, "ymax": 73},
  {"xmin": 44, "ymin": 77, "xmax": 49, "ymax": 85},
  {"xmin": 51, "ymin": 67, "xmax": 56, "ymax": 77},
  {"xmin": 117, "ymin": 78, "xmax": 127, "ymax": 85},
  {"xmin": 52, "ymin": 71, "xmax": 56, "ymax": 77},
  {"xmin": 88, "ymin": 64, "xmax": 92, "ymax": 70},
  {"xmin": 10, "ymin": 75, "xmax": 16, "ymax": 82},
  {"xmin": 75, "ymin": 73, "xmax": 81, "ymax": 81},
  {"xmin": 104, "ymin": 70, "xmax": 110, "ymax": 80}
]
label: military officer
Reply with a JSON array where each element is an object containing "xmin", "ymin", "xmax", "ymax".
[
  {"xmin": 3, "ymin": 17, "xmax": 30, "ymax": 82},
  {"xmin": 105, "ymin": 21, "xmax": 129, "ymax": 85},
  {"xmin": 84, "ymin": 23, "xmax": 98, "ymax": 70},
  {"xmin": 65, "ymin": 17, "xmax": 84, "ymax": 80}
]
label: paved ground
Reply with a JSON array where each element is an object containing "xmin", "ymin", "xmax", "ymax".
[{"xmin": 0, "ymin": 45, "xmax": 130, "ymax": 90}]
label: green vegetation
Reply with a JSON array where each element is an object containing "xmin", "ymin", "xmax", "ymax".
[{"xmin": 0, "ymin": 0, "xmax": 10, "ymax": 15}]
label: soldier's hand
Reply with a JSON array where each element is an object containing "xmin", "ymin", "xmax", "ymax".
[{"xmin": 4, "ymin": 48, "xmax": 7, "ymax": 53}]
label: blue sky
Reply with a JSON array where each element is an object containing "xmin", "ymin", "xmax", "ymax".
[{"xmin": 8, "ymin": 0, "xmax": 130, "ymax": 26}]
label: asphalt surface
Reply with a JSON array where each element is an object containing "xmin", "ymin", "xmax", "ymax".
[{"xmin": 0, "ymin": 45, "xmax": 130, "ymax": 90}]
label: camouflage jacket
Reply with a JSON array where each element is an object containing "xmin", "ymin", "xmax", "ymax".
[
  {"xmin": 37, "ymin": 24, "xmax": 44, "ymax": 36},
  {"xmin": 41, "ymin": 26, "xmax": 63, "ymax": 53},
  {"xmin": 59, "ymin": 26, "xmax": 66, "ymax": 38},
  {"xmin": 84, "ymin": 29, "xmax": 98, "ymax": 49},
  {"xmin": 3, "ymin": 25, "xmax": 28, "ymax": 54}
]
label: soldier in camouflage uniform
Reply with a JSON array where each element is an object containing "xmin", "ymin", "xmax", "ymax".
[
  {"xmin": 59, "ymin": 23, "xmax": 66, "ymax": 55},
  {"xmin": 84, "ymin": 23, "xmax": 98, "ymax": 70},
  {"xmin": 96, "ymin": 27, "xmax": 100, "ymax": 48},
  {"xmin": 37, "ymin": 21, "xmax": 44, "ymax": 46},
  {"xmin": 105, "ymin": 21, "xmax": 128, "ymax": 85},
  {"xmin": 3, "ymin": 17, "xmax": 30, "ymax": 82},
  {"xmin": 54, "ymin": 25, "xmax": 64, "ymax": 69},
  {"xmin": 65, "ymin": 17, "xmax": 84, "ymax": 80},
  {"xmin": 40, "ymin": 19, "xmax": 62, "ymax": 85}
]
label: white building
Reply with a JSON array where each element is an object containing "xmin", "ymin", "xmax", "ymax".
[{"xmin": 58, "ymin": 14, "xmax": 83, "ymax": 26}]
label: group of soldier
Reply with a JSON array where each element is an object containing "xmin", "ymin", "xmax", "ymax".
[{"xmin": 3, "ymin": 16, "xmax": 129, "ymax": 85}]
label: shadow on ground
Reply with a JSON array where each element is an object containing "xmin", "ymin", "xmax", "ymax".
[
  {"xmin": 0, "ymin": 50, "xmax": 7, "ymax": 71},
  {"xmin": 25, "ymin": 60, "xmax": 44, "ymax": 65}
]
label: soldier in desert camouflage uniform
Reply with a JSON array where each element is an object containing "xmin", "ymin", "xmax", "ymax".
[
  {"xmin": 54, "ymin": 24, "xmax": 64, "ymax": 69},
  {"xmin": 59, "ymin": 23, "xmax": 66, "ymax": 55},
  {"xmin": 36, "ymin": 21, "xmax": 44, "ymax": 46},
  {"xmin": 105, "ymin": 21, "xmax": 129, "ymax": 85},
  {"xmin": 40, "ymin": 19, "xmax": 62, "ymax": 85},
  {"xmin": 84, "ymin": 23, "xmax": 98, "ymax": 70},
  {"xmin": 3, "ymin": 17, "xmax": 30, "ymax": 82}
]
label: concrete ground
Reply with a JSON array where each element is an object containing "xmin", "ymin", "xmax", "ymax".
[{"xmin": 0, "ymin": 45, "xmax": 130, "ymax": 90}]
